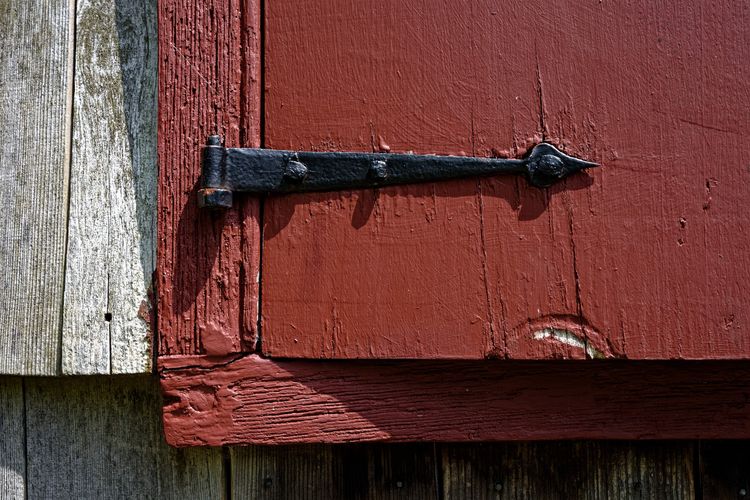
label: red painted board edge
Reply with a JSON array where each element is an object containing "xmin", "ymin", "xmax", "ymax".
[{"xmin": 159, "ymin": 355, "xmax": 750, "ymax": 446}]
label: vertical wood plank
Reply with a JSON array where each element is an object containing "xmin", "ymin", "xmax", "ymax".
[
  {"xmin": 0, "ymin": 378, "xmax": 25, "ymax": 500},
  {"xmin": 261, "ymin": 0, "xmax": 493, "ymax": 359},
  {"xmin": 537, "ymin": 0, "xmax": 750, "ymax": 359},
  {"xmin": 63, "ymin": 0, "xmax": 158, "ymax": 374},
  {"xmin": 700, "ymin": 441, "xmax": 750, "ymax": 499},
  {"xmin": 442, "ymin": 442, "xmax": 695, "ymax": 500},
  {"xmin": 25, "ymin": 375, "xmax": 223, "ymax": 499},
  {"xmin": 231, "ymin": 444, "xmax": 438, "ymax": 499},
  {"xmin": 157, "ymin": 0, "xmax": 261, "ymax": 357},
  {"xmin": 0, "ymin": 0, "xmax": 74, "ymax": 374}
]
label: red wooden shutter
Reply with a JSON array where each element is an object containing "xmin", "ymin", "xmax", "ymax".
[{"xmin": 158, "ymin": 0, "xmax": 750, "ymax": 445}]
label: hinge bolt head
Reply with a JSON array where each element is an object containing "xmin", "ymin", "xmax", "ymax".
[
  {"xmin": 284, "ymin": 160, "xmax": 308, "ymax": 183},
  {"xmin": 369, "ymin": 160, "xmax": 388, "ymax": 181}
]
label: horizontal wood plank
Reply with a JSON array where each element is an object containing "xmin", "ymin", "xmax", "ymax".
[
  {"xmin": 62, "ymin": 0, "xmax": 157, "ymax": 374},
  {"xmin": 160, "ymin": 355, "xmax": 750, "ymax": 446}
]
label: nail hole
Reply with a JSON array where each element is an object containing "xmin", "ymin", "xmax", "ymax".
[{"xmin": 104, "ymin": 313, "xmax": 112, "ymax": 322}]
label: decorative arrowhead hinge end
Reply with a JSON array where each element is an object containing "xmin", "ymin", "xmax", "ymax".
[{"xmin": 525, "ymin": 143, "xmax": 600, "ymax": 188}]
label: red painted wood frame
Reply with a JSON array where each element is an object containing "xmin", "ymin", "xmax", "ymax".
[{"xmin": 158, "ymin": 0, "xmax": 750, "ymax": 445}]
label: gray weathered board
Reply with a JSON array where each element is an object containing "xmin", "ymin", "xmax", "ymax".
[
  {"xmin": 1, "ymin": 375, "xmax": 223, "ymax": 500},
  {"xmin": 62, "ymin": 0, "xmax": 157, "ymax": 374},
  {"xmin": 0, "ymin": 0, "xmax": 73, "ymax": 374},
  {"xmin": 1, "ymin": 374, "xmax": 748, "ymax": 499},
  {"xmin": 0, "ymin": 0, "xmax": 156, "ymax": 375},
  {"xmin": 0, "ymin": 378, "xmax": 25, "ymax": 499}
]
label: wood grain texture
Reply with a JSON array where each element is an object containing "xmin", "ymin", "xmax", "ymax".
[
  {"xmin": 157, "ymin": 0, "xmax": 261, "ymax": 357},
  {"xmin": 231, "ymin": 444, "xmax": 438, "ymax": 499},
  {"xmin": 699, "ymin": 441, "xmax": 750, "ymax": 499},
  {"xmin": 0, "ymin": 0, "xmax": 73, "ymax": 374},
  {"xmin": 24, "ymin": 375, "xmax": 224, "ymax": 499},
  {"xmin": 535, "ymin": 0, "xmax": 750, "ymax": 359},
  {"xmin": 262, "ymin": 0, "xmax": 750, "ymax": 359},
  {"xmin": 0, "ymin": 378, "xmax": 25, "ymax": 500},
  {"xmin": 160, "ymin": 355, "xmax": 750, "ymax": 446},
  {"xmin": 441, "ymin": 442, "xmax": 694, "ymax": 500},
  {"xmin": 63, "ymin": 0, "xmax": 157, "ymax": 375}
]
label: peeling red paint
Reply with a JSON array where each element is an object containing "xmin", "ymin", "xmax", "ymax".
[{"xmin": 200, "ymin": 322, "xmax": 239, "ymax": 356}]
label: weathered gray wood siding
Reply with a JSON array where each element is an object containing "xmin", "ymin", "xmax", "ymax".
[
  {"xmin": 1, "ymin": 376, "xmax": 223, "ymax": 500},
  {"xmin": 62, "ymin": 0, "xmax": 157, "ymax": 374},
  {"xmin": 0, "ymin": 0, "xmax": 73, "ymax": 375},
  {"xmin": 1, "ymin": 374, "xmax": 748, "ymax": 499},
  {"xmin": 0, "ymin": 0, "xmax": 156, "ymax": 375},
  {"xmin": 0, "ymin": 378, "xmax": 25, "ymax": 499}
]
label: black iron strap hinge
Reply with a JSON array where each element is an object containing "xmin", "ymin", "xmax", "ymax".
[{"xmin": 198, "ymin": 135, "xmax": 598, "ymax": 209}]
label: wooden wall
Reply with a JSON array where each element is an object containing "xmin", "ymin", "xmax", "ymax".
[
  {"xmin": 0, "ymin": 0, "xmax": 156, "ymax": 375},
  {"xmin": 0, "ymin": 0, "xmax": 748, "ymax": 498},
  {"xmin": 1, "ymin": 375, "xmax": 749, "ymax": 499}
]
